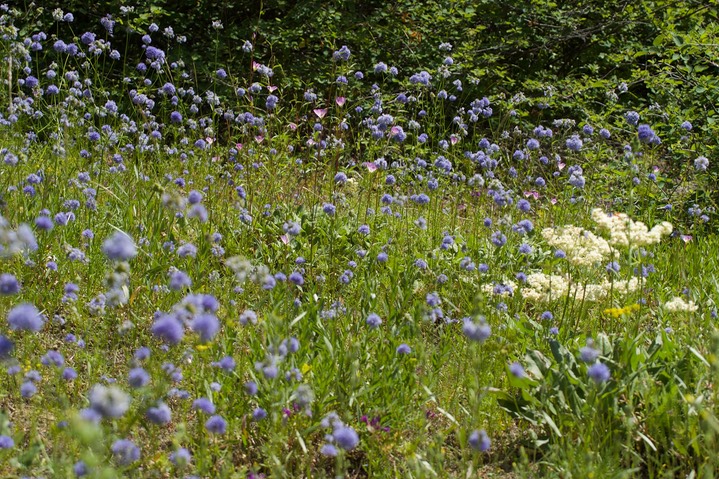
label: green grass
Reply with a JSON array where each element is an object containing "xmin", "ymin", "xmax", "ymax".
[{"xmin": 0, "ymin": 4, "xmax": 718, "ymax": 478}]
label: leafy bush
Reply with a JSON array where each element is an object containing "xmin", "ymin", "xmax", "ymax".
[{"xmin": 498, "ymin": 329, "xmax": 719, "ymax": 475}]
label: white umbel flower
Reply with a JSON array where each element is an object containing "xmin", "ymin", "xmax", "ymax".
[
  {"xmin": 663, "ymin": 297, "xmax": 698, "ymax": 313},
  {"xmin": 520, "ymin": 273, "xmax": 640, "ymax": 303},
  {"xmin": 541, "ymin": 225, "xmax": 612, "ymax": 266},
  {"xmin": 591, "ymin": 209, "xmax": 672, "ymax": 247}
]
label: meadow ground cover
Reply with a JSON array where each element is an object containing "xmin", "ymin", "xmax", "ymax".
[{"xmin": 0, "ymin": 4, "xmax": 719, "ymax": 478}]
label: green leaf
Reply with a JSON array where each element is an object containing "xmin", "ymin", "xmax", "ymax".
[
  {"xmin": 525, "ymin": 349, "xmax": 551, "ymax": 378},
  {"xmin": 541, "ymin": 411, "xmax": 562, "ymax": 437},
  {"xmin": 636, "ymin": 431, "xmax": 657, "ymax": 452},
  {"xmin": 689, "ymin": 346, "xmax": 710, "ymax": 367}
]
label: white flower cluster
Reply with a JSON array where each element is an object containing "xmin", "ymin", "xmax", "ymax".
[
  {"xmin": 662, "ymin": 297, "xmax": 698, "ymax": 313},
  {"xmin": 488, "ymin": 210, "xmax": 673, "ymax": 304},
  {"xmin": 520, "ymin": 273, "xmax": 566, "ymax": 302},
  {"xmin": 591, "ymin": 209, "xmax": 673, "ymax": 247},
  {"xmin": 541, "ymin": 225, "xmax": 612, "ymax": 266},
  {"xmin": 520, "ymin": 272, "xmax": 640, "ymax": 303}
]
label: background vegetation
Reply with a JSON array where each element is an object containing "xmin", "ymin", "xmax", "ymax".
[{"xmin": 21, "ymin": 0, "xmax": 719, "ymax": 102}]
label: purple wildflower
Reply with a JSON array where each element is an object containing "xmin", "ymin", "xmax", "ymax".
[
  {"xmin": 7, "ymin": 304, "xmax": 44, "ymax": 332},
  {"xmin": 205, "ymin": 415, "xmax": 227, "ymax": 434},
  {"xmin": 468, "ymin": 429, "xmax": 491, "ymax": 452},
  {"xmin": 102, "ymin": 231, "xmax": 137, "ymax": 260}
]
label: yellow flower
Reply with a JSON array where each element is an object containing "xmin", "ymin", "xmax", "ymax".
[{"xmin": 603, "ymin": 303, "xmax": 640, "ymax": 318}]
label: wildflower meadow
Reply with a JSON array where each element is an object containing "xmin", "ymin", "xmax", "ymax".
[{"xmin": 0, "ymin": 2, "xmax": 718, "ymax": 478}]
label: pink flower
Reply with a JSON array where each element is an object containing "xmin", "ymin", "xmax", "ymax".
[
  {"xmin": 523, "ymin": 191, "xmax": 540, "ymax": 199},
  {"xmin": 551, "ymin": 198, "xmax": 558, "ymax": 205},
  {"xmin": 254, "ymin": 135, "xmax": 264, "ymax": 143},
  {"xmin": 681, "ymin": 235, "xmax": 693, "ymax": 243},
  {"xmin": 557, "ymin": 162, "xmax": 566, "ymax": 170},
  {"xmin": 236, "ymin": 143, "xmax": 243, "ymax": 150},
  {"xmin": 267, "ymin": 85, "xmax": 278, "ymax": 93},
  {"xmin": 313, "ymin": 108, "xmax": 328, "ymax": 119},
  {"xmin": 288, "ymin": 123, "xmax": 298, "ymax": 131},
  {"xmin": 450, "ymin": 135, "xmax": 459, "ymax": 145},
  {"xmin": 280, "ymin": 234, "xmax": 290, "ymax": 245},
  {"xmin": 335, "ymin": 97, "xmax": 346, "ymax": 107},
  {"xmin": 363, "ymin": 162, "xmax": 378, "ymax": 172}
]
